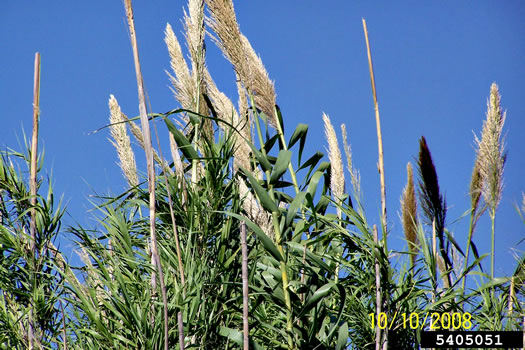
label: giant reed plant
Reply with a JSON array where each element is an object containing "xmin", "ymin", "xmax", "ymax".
[{"xmin": 2, "ymin": 1, "xmax": 524, "ymax": 349}]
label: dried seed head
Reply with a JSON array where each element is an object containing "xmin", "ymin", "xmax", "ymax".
[
  {"xmin": 165, "ymin": 23, "xmax": 194, "ymax": 114},
  {"xmin": 469, "ymin": 159, "xmax": 483, "ymax": 212},
  {"xmin": 109, "ymin": 95, "xmax": 138, "ymax": 187},
  {"xmin": 341, "ymin": 123, "xmax": 361, "ymax": 196},
  {"xmin": 323, "ymin": 113, "xmax": 345, "ymax": 213},
  {"xmin": 417, "ymin": 136, "xmax": 446, "ymax": 236},
  {"xmin": 475, "ymin": 83, "xmax": 506, "ymax": 215},
  {"xmin": 401, "ymin": 162, "xmax": 418, "ymax": 266},
  {"xmin": 437, "ymin": 255, "xmax": 450, "ymax": 289},
  {"xmin": 206, "ymin": 0, "xmax": 276, "ymax": 126},
  {"xmin": 184, "ymin": 0, "xmax": 206, "ymax": 75}
]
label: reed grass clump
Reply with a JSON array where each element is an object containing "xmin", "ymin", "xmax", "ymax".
[{"xmin": 2, "ymin": 1, "xmax": 523, "ymax": 349}]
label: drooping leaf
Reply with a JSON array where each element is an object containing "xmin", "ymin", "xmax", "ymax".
[
  {"xmin": 287, "ymin": 241, "xmax": 332, "ymax": 272},
  {"xmin": 270, "ymin": 150, "xmax": 292, "ymax": 185},
  {"xmin": 219, "ymin": 327, "xmax": 264, "ymax": 350},
  {"xmin": 220, "ymin": 211, "xmax": 283, "ymax": 262},
  {"xmin": 164, "ymin": 117, "xmax": 199, "ymax": 161},
  {"xmin": 285, "ymin": 191, "xmax": 306, "ymax": 228},
  {"xmin": 241, "ymin": 167, "xmax": 279, "ymax": 213},
  {"xmin": 336, "ymin": 322, "xmax": 348, "ymax": 350},
  {"xmin": 288, "ymin": 123, "xmax": 308, "ymax": 149},
  {"xmin": 307, "ymin": 171, "xmax": 324, "ymax": 199},
  {"xmin": 297, "ymin": 281, "xmax": 335, "ymax": 318}
]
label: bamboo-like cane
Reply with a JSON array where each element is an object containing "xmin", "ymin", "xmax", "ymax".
[
  {"xmin": 59, "ymin": 301, "xmax": 68, "ymax": 350},
  {"xmin": 28, "ymin": 51, "xmax": 41, "ymax": 350},
  {"xmin": 241, "ymin": 222, "xmax": 249, "ymax": 349},
  {"xmin": 152, "ymin": 120, "xmax": 186, "ymax": 349},
  {"xmin": 123, "ymin": 2, "xmax": 169, "ymax": 349},
  {"xmin": 508, "ymin": 276, "xmax": 514, "ymax": 325},
  {"xmin": 373, "ymin": 225, "xmax": 382, "ymax": 350},
  {"xmin": 432, "ymin": 219, "xmax": 437, "ymax": 302},
  {"xmin": 362, "ymin": 19, "xmax": 387, "ymax": 237}
]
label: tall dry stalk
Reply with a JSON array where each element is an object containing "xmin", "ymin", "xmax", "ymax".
[
  {"xmin": 432, "ymin": 220, "xmax": 437, "ymax": 301},
  {"xmin": 241, "ymin": 222, "xmax": 249, "ymax": 350},
  {"xmin": 28, "ymin": 51, "xmax": 41, "ymax": 350},
  {"xmin": 362, "ymin": 18, "xmax": 387, "ymax": 236},
  {"xmin": 401, "ymin": 162, "xmax": 419, "ymax": 267},
  {"xmin": 474, "ymin": 83, "xmax": 506, "ymax": 278},
  {"xmin": 373, "ymin": 225, "xmax": 382, "ymax": 350},
  {"xmin": 123, "ymin": 2, "xmax": 169, "ymax": 349},
  {"xmin": 151, "ymin": 118, "xmax": 186, "ymax": 350},
  {"xmin": 507, "ymin": 276, "xmax": 515, "ymax": 324}
]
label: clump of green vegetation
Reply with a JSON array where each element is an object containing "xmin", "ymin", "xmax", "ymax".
[{"xmin": 1, "ymin": 0, "xmax": 523, "ymax": 349}]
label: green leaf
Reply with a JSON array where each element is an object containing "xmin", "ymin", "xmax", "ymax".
[
  {"xmin": 187, "ymin": 111, "xmax": 201, "ymax": 125},
  {"xmin": 244, "ymin": 141, "xmax": 272, "ymax": 172},
  {"xmin": 285, "ymin": 191, "xmax": 306, "ymax": 228},
  {"xmin": 336, "ymin": 322, "xmax": 348, "ymax": 350},
  {"xmin": 287, "ymin": 241, "xmax": 332, "ymax": 272},
  {"xmin": 307, "ymin": 171, "xmax": 324, "ymax": 199},
  {"xmin": 220, "ymin": 212, "xmax": 283, "ymax": 262},
  {"xmin": 288, "ymin": 123, "xmax": 308, "ymax": 149},
  {"xmin": 299, "ymin": 151, "xmax": 323, "ymax": 171},
  {"xmin": 164, "ymin": 117, "xmax": 199, "ymax": 161},
  {"xmin": 445, "ymin": 228, "xmax": 465, "ymax": 257},
  {"xmin": 219, "ymin": 327, "xmax": 264, "ymax": 350},
  {"xmin": 241, "ymin": 167, "xmax": 279, "ymax": 213},
  {"xmin": 298, "ymin": 282, "xmax": 335, "ymax": 318},
  {"xmin": 275, "ymin": 104, "xmax": 284, "ymax": 135},
  {"xmin": 326, "ymin": 284, "xmax": 347, "ymax": 341},
  {"xmin": 263, "ymin": 134, "xmax": 279, "ymax": 154},
  {"xmin": 288, "ymin": 123, "xmax": 308, "ymax": 163},
  {"xmin": 270, "ymin": 150, "xmax": 292, "ymax": 185}
]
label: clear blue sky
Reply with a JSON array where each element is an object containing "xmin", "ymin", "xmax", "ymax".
[{"xmin": 1, "ymin": 1, "xmax": 524, "ymax": 278}]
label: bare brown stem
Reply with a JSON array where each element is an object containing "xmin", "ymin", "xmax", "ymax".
[
  {"xmin": 29, "ymin": 51, "xmax": 41, "ymax": 350},
  {"xmin": 153, "ymin": 115, "xmax": 187, "ymax": 350},
  {"xmin": 362, "ymin": 19, "xmax": 387, "ymax": 236},
  {"xmin": 432, "ymin": 219, "xmax": 437, "ymax": 303},
  {"xmin": 373, "ymin": 225, "xmax": 382, "ymax": 350},
  {"xmin": 123, "ymin": 2, "xmax": 169, "ymax": 349},
  {"xmin": 59, "ymin": 301, "xmax": 68, "ymax": 350},
  {"xmin": 241, "ymin": 222, "xmax": 249, "ymax": 349}
]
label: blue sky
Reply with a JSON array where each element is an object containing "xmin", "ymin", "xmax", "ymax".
[{"xmin": 1, "ymin": 1, "xmax": 524, "ymax": 278}]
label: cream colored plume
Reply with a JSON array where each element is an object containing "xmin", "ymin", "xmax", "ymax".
[
  {"xmin": 475, "ymin": 83, "xmax": 506, "ymax": 212},
  {"xmin": 165, "ymin": 23, "xmax": 194, "ymax": 112},
  {"xmin": 206, "ymin": 0, "xmax": 276, "ymax": 126},
  {"xmin": 341, "ymin": 123, "xmax": 361, "ymax": 198},
  {"xmin": 203, "ymin": 69, "xmax": 251, "ymax": 171},
  {"xmin": 109, "ymin": 95, "xmax": 139, "ymax": 187},
  {"xmin": 323, "ymin": 113, "xmax": 345, "ymax": 216}
]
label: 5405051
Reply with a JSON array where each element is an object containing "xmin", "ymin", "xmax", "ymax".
[{"xmin": 421, "ymin": 331, "xmax": 523, "ymax": 348}]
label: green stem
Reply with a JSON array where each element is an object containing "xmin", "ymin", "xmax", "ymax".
[
  {"xmin": 251, "ymin": 98, "xmax": 294, "ymax": 349},
  {"xmin": 490, "ymin": 207, "xmax": 496, "ymax": 279},
  {"xmin": 462, "ymin": 211, "xmax": 476, "ymax": 292}
]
